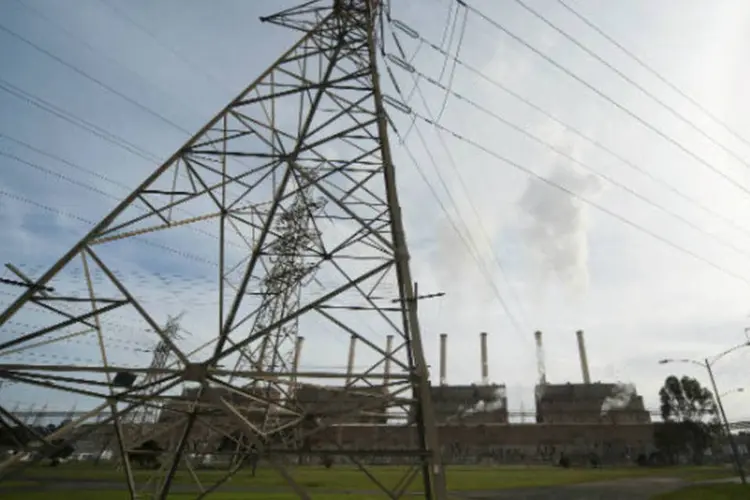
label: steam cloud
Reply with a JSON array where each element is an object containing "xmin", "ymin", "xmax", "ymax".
[
  {"xmin": 456, "ymin": 387, "xmax": 507, "ymax": 418},
  {"xmin": 517, "ymin": 156, "xmax": 603, "ymax": 293},
  {"xmin": 600, "ymin": 382, "xmax": 636, "ymax": 415}
]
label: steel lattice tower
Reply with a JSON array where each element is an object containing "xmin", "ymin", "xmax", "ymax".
[
  {"xmin": 0, "ymin": 1, "xmax": 446, "ymax": 498},
  {"xmin": 126, "ymin": 315, "xmax": 185, "ymax": 426}
]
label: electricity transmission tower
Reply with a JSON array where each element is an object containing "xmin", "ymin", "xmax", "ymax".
[
  {"xmin": 0, "ymin": 0, "xmax": 446, "ymax": 498},
  {"xmin": 107, "ymin": 315, "xmax": 185, "ymax": 462}
]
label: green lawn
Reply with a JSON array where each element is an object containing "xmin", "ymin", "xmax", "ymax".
[
  {"xmin": 11, "ymin": 464, "xmax": 737, "ymax": 492},
  {"xmin": 0, "ymin": 492, "xmax": 391, "ymax": 500},
  {"xmin": 652, "ymin": 483, "xmax": 750, "ymax": 499}
]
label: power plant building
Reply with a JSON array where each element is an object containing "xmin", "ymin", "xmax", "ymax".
[
  {"xmin": 533, "ymin": 330, "xmax": 651, "ymax": 425},
  {"xmin": 535, "ymin": 382, "xmax": 651, "ymax": 425}
]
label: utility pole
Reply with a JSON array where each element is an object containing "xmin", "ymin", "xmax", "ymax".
[
  {"xmin": 393, "ymin": 282, "xmax": 447, "ymax": 498},
  {"xmin": 705, "ymin": 358, "xmax": 747, "ymax": 485}
]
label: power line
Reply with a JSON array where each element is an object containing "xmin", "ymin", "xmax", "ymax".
[
  {"xmin": 554, "ymin": 0, "xmax": 750, "ymax": 151},
  {"xmin": 385, "ymin": 30, "xmax": 532, "ymax": 335},
  {"xmin": 382, "ymin": 12, "xmax": 532, "ymax": 335},
  {"xmin": 0, "ymin": 12, "xmax": 245, "ymax": 177},
  {"xmin": 96, "ymin": 0, "xmax": 229, "ymax": 95},
  {"xmin": 511, "ymin": 0, "xmax": 750, "ymax": 172},
  {"xmin": 399, "ymin": 62, "xmax": 750, "ymax": 262},
  {"xmin": 436, "ymin": 0, "xmax": 460, "ymax": 84},
  {"xmin": 0, "ymin": 189, "xmax": 216, "ymax": 266},
  {"xmin": 0, "ymin": 140, "xmax": 246, "ymax": 251},
  {"xmin": 435, "ymin": 2, "xmax": 468, "ymax": 122},
  {"xmin": 0, "ymin": 21, "xmax": 191, "ymax": 136},
  {"xmin": 389, "ymin": 20, "xmax": 750, "ymax": 243},
  {"xmin": 404, "ymin": 121, "xmax": 529, "ymax": 336},
  {"xmin": 459, "ymin": 1, "xmax": 750, "ymax": 201},
  {"xmin": 395, "ymin": 109, "xmax": 750, "ymax": 287},
  {"xmin": 388, "ymin": 103, "xmax": 525, "ymax": 331},
  {"xmin": 386, "ymin": 68, "xmax": 532, "ymax": 333},
  {"xmin": 0, "ymin": 78, "xmax": 161, "ymax": 164}
]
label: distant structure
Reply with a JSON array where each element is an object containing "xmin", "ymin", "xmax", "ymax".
[
  {"xmin": 536, "ymin": 382, "xmax": 650, "ymax": 424},
  {"xmin": 535, "ymin": 330, "xmax": 651, "ymax": 425},
  {"xmin": 576, "ymin": 329, "xmax": 591, "ymax": 384},
  {"xmin": 421, "ymin": 332, "xmax": 508, "ymax": 424},
  {"xmin": 535, "ymin": 330, "xmax": 546, "ymax": 386},
  {"xmin": 293, "ymin": 334, "xmax": 390, "ymax": 425},
  {"xmin": 124, "ymin": 315, "xmax": 185, "ymax": 425},
  {"xmin": 9, "ymin": 327, "xmax": 660, "ymax": 467}
]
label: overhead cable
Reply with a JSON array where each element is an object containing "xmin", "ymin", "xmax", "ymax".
[
  {"xmin": 435, "ymin": 3, "xmax": 468, "ymax": 122},
  {"xmin": 455, "ymin": 1, "xmax": 750, "ymax": 200},
  {"xmin": 389, "ymin": 19, "xmax": 750, "ymax": 241},
  {"xmin": 385, "ymin": 104, "xmax": 750, "ymax": 287},
  {"xmin": 511, "ymin": 0, "xmax": 750, "ymax": 171},
  {"xmin": 386, "ymin": 43, "xmax": 532, "ymax": 333},
  {"xmin": 395, "ymin": 62, "xmax": 750, "ymax": 261},
  {"xmin": 0, "ymin": 189, "xmax": 216, "ymax": 266},
  {"xmin": 555, "ymin": 0, "xmax": 750, "ymax": 151}
]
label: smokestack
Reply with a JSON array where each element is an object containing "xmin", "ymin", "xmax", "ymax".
[
  {"xmin": 345, "ymin": 334, "xmax": 357, "ymax": 386},
  {"xmin": 439, "ymin": 333, "xmax": 447, "ymax": 386},
  {"xmin": 292, "ymin": 336, "xmax": 304, "ymax": 371},
  {"xmin": 576, "ymin": 329, "xmax": 591, "ymax": 384},
  {"xmin": 291, "ymin": 336, "xmax": 304, "ymax": 392},
  {"xmin": 480, "ymin": 332, "xmax": 489, "ymax": 385},
  {"xmin": 534, "ymin": 330, "xmax": 546, "ymax": 385},
  {"xmin": 383, "ymin": 335, "xmax": 394, "ymax": 388}
]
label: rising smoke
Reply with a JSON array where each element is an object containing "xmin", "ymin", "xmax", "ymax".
[
  {"xmin": 600, "ymin": 382, "xmax": 636, "ymax": 415},
  {"xmin": 517, "ymin": 153, "xmax": 603, "ymax": 294},
  {"xmin": 456, "ymin": 386, "xmax": 506, "ymax": 418}
]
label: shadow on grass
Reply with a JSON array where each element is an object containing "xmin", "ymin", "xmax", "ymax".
[{"xmin": 652, "ymin": 483, "xmax": 750, "ymax": 499}]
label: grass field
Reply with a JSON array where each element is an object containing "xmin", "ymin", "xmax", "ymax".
[
  {"xmin": 652, "ymin": 483, "xmax": 750, "ymax": 499},
  {"xmin": 0, "ymin": 493, "xmax": 389, "ymax": 499},
  {"xmin": 9, "ymin": 463, "xmax": 738, "ymax": 493}
]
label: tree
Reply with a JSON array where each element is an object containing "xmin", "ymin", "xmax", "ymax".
[
  {"xmin": 46, "ymin": 439, "xmax": 75, "ymax": 467},
  {"xmin": 128, "ymin": 439, "xmax": 163, "ymax": 469},
  {"xmin": 660, "ymin": 375, "xmax": 715, "ymax": 422},
  {"xmin": 657, "ymin": 375, "xmax": 719, "ymax": 464}
]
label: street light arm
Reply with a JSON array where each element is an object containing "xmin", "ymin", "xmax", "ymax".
[
  {"xmin": 659, "ymin": 358, "xmax": 705, "ymax": 368},
  {"xmin": 719, "ymin": 387, "xmax": 744, "ymax": 399},
  {"xmin": 709, "ymin": 341, "xmax": 750, "ymax": 365}
]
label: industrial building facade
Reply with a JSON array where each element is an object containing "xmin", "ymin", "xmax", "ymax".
[
  {"xmin": 66, "ymin": 329, "xmax": 655, "ymax": 466},
  {"xmin": 133, "ymin": 329, "xmax": 654, "ymax": 465}
]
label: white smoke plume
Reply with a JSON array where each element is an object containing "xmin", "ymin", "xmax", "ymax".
[
  {"xmin": 600, "ymin": 382, "xmax": 636, "ymax": 415},
  {"xmin": 456, "ymin": 386, "xmax": 506, "ymax": 417},
  {"xmin": 517, "ymin": 154, "xmax": 603, "ymax": 294},
  {"xmin": 534, "ymin": 383, "xmax": 546, "ymax": 402}
]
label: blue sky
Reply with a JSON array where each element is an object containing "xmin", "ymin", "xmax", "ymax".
[{"xmin": 2, "ymin": 0, "xmax": 750, "ymax": 422}]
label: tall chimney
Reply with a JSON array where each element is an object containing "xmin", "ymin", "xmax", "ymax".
[
  {"xmin": 439, "ymin": 333, "xmax": 447, "ymax": 386},
  {"xmin": 480, "ymin": 332, "xmax": 489, "ymax": 385},
  {"xmin": 292, "ymin": 336, "xmax": 304, "ymax": 371},
  {"xmin": 534, "ymin": 330, "xmax": 546, "ymax": 385},
  {"xmin": 346, "ymin": 334, "xmax": 357, "ymax": 386},
  {"xmin": 291, "ymin": 336, "xmax": 304, "ymax": 392},
  {"xmin": 383, "ymin": 335, "xmax": 394, "ymax": 388},
  {"xmin": 576, "ymin": 329, "xmax": 591, "ymax": 384}
]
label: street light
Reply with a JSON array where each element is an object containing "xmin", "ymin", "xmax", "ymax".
[
  {"xmin": 659, "ymin": 341, "xmax": 750, "ymax": 485},
  {"xmin": 720, "ymin": 387, "xmax": 745, "ymax": 399}
]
